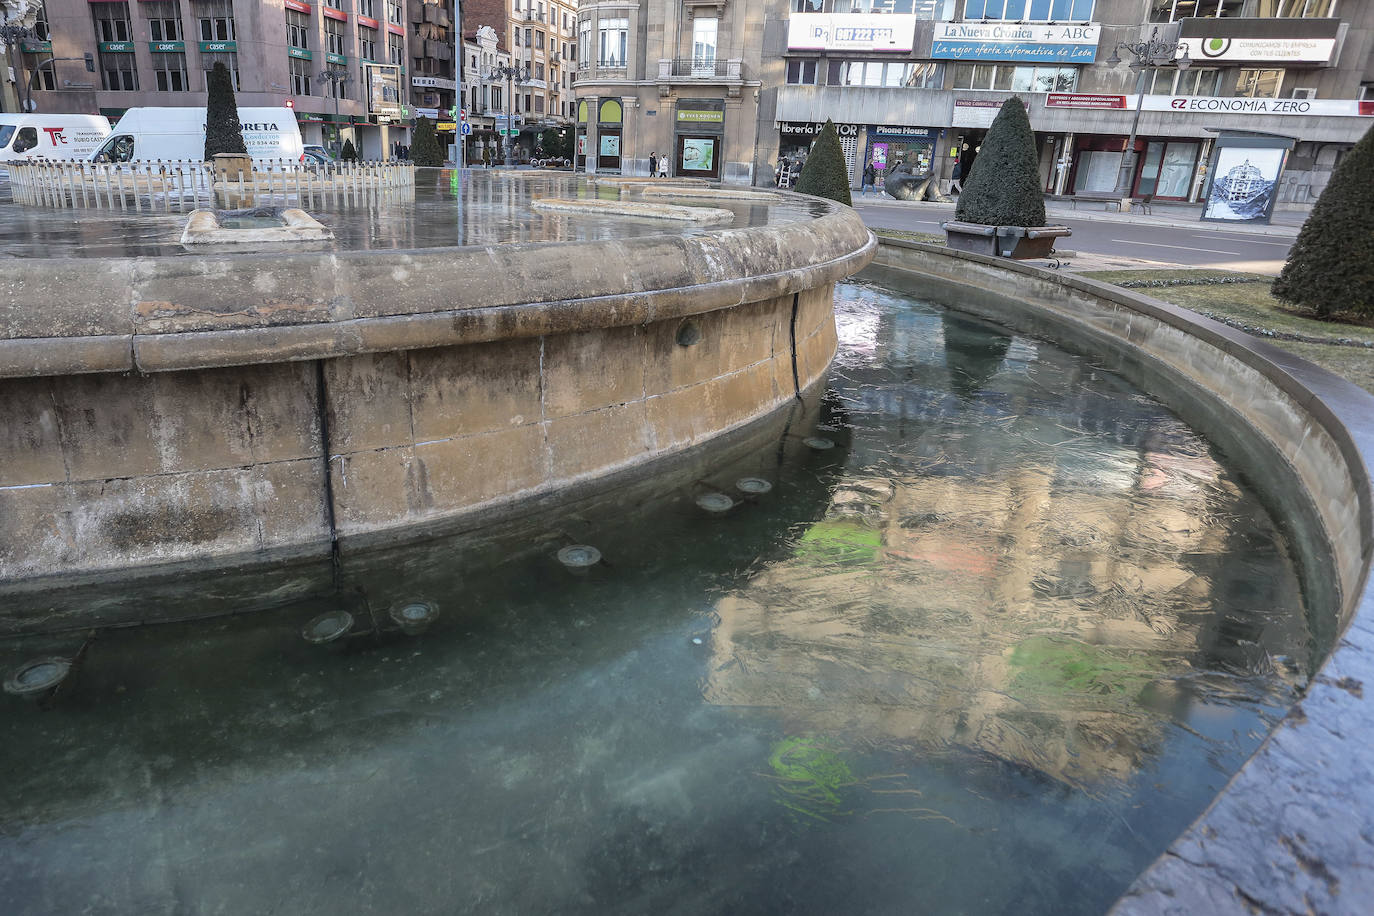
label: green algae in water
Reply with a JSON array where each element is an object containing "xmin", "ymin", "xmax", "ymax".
[
  {"xmin": 795, "ymin": 520, "xmax": 883, "ymax": 567},
  {"xmin": 1009, "ymin": 636, "xmax": 1171, "ymax": 699},
  {"xmin": 769, "ymin": 735, "xmax": 855, "ymax": 822}
]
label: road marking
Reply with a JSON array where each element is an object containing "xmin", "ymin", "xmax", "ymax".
[
  {"xmin": 1205, "ymin": 236, "xmax": 1294, "ymax": 248},
  {"xmin": 1111, "ymin": 239, "xmax": 1243, "ymax": 255}
]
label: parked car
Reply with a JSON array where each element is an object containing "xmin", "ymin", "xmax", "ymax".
[{"xmin": 303, "ymin": 144, "xmax": 333, "ymax": 165}]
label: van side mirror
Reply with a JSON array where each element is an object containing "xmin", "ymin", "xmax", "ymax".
[{"xmin": 84, "ymin": 53, "xmax": 95, "ymax": 73}]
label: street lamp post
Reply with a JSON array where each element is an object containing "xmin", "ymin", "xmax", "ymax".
[
  {"xmin": 483, "ymin": 63, "xmax": 528, "ymax": 168},
  {"xmin": 317, "ymin": 68, "xmax": 351, "ymax": 156},
  {"xmin": 1106, "ymin": 27, "xmax": 1190, "ymax": 211}
]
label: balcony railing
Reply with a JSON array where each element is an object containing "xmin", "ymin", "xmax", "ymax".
[{"xmin": 659, "ymin": 58, "xmax": 742, "ymax": 81}]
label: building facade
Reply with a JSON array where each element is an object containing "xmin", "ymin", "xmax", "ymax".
[
  {"xmin": 13, "ymin": 0, "xmax": 417, "ymax": 158},
  {"xmin": 460, "ymin": 0, "xmax": 576, "ymax": 161},
  {"xmin": 577, "ymin": 0, "xmax": 1372, "ymax": 201},
  {"xmin": 573, "ymin": 0, "xmax": 771, "ymax": 182}
]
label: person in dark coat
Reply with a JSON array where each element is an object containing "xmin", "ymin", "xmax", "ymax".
[
  {"xmin": 958, "ymin": 142, "xmax": 978, "ymax": 187},
  {"xmin": 862, "ymin": 161, "xmax": 877, "ymax": 196},
  {"xmin": 649, "ymin": 151, "xmax": 658, "ymax": 177}
]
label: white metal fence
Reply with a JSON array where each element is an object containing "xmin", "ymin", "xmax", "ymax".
[{"xmin": 5, "ymin": 160, "xmax": 415, "ymax": 211}]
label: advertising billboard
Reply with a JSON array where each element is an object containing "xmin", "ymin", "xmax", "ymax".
[
  {"xmin": 787, "ymin": 14, "xmax": 918, "ymax": 52},
  {"xmin": 365, "ymin": 63, "xmax": 402, "ymax": 118},
  {"xmin": 932, "ymin": 22, "xmax": 1100, "ymax": 63}
]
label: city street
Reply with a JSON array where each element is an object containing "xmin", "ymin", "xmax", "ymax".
[{"xmin": 853, "ymin": 199, "xmax": 1300, "ymax": 274}]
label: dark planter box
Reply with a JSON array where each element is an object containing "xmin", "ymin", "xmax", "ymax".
[{"xmin": 942, "ymin": 221, "xmax": 1072, "ymax": 259}]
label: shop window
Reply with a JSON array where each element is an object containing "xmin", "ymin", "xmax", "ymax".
[
  {"xmin": 830, "ymin": 0, "xmax": 951, "ymax": 13},
  {"xmin": 964, "ymin": 0, "xmax": 1093, "ymax": 21},
  {"xmin": 1235, "ymin": 69, "xmax": 1283, "ymax": 98},
  {"xmin": 145, "ymin": 0, "xmax": 183, "ymax": 42},
  {"xmin": 787, "ymin": 59, "xmax": 818, "ymax": 85},
  {"xmin": 831, "ymin": 60, "xmax": 945, "ymax": 88}
]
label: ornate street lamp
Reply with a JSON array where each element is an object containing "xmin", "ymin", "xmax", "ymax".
[
  {"xmin": 483, "ymin": 63, "xmax": 529, "ymax": 168},
  {"xmin": 317, "ymin": 67, "xmax": 352, "ymax": 156},
  {"xmin": 0, "ymin": 23, "xmax": 35, "ymax": 112},
  {"xmin": 1106, "ymin": 26, "xmax": 1191, "ymax": 208}
]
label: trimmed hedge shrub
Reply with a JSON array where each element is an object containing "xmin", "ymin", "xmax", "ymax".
[
  {"xmin": 954, "ymin": 96, "xmax": 1046, "ymax": 228},
  {"xmin": 340, "ymin": 138, "xmax": 358, "ymax": 162},
  {"xmin": 410, "ymin": 116, "xmax": 444, "ymax": 167},
  {"xmin": 204, "ymin": 62, "xmax": 247, "ymax": 160},
  {"xmin": 795, "ymin": 120, "xmax": 852, "ymax": 207},
  {"xmin": 1272, "ymin": 122, "xmax": 1374, "ymax": 318}
]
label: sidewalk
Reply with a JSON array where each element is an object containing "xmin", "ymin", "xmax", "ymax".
[{"xmin": 853, "ymin": 192, "xmax": 1305, "ymax": 238}]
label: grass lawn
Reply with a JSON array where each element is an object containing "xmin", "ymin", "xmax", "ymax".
[{"xmin": 1080, "ymin": 269, "xmax": 1374, "ymax": 394}]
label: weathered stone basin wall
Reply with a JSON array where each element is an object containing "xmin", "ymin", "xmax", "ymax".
[
  {"xmin": 871, "ymin": 241, "xmax": 1374, "ymax": 916},
  {"xmin": 0, "ymin": 203, "xmax": 874, "ymax": 605}
]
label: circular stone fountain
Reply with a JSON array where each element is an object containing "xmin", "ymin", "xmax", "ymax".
[{"xmin": 0, "ymin": 172, "xmax": 872, "ymax": 621}]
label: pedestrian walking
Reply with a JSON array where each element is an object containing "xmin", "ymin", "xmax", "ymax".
[
  {"xmin": 950, "ymin": 160, "xmax": 963, "ymax": 194},
  {"xmin": 862, "ymin": 162, "xmax": 877, "ymax": 196},
  {"xmin": 656, "ymin": 153, "xmax": 669, "ymax": 178},
  {"xmin": 649, "ymin": 151, "xmax": 658, "ymax": 178}
]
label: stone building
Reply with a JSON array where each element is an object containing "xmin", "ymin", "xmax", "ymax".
[
  {"xmin": 12, "ymin": 0, "xmax": 416, "ymax": 158},
  {"xmin": 459, "ymin": 0, "xmax": 577, "ymax": 158},
  {"xmin": 573, "ymin": 0, "xmax": 773, "ymax": 182},
  {"xmin": 577, "ymin": 0, "xmax": 1372, "ymax": 202}
]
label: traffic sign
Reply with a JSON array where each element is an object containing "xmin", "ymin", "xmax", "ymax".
[
  {"xmin": 459, "ymin": 108, "xmax": 467, "ymax": 121},
  {"xmin": 460, "ymin": 122, "xmax": 472, "ymax": 136}
]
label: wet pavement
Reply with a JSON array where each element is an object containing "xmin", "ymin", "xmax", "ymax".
[
  {"xmin": 0, "ymin": 276, "xmax": 1313, "ymax": 915},
  {"xmin": 0, "ymin": 170, "xmax": 829, "ymax": 260}
]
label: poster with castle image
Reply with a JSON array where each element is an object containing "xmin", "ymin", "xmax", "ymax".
[{"xmin": 1202, "ymin": 146, "xmax": 1285, "ymax": 223}]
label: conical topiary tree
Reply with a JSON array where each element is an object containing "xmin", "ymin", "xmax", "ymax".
[
  {"xmin": 340, "ymin": 137, "xmax": 358, "ymax": 162},
  {"xmin": 954, "ymin": 96, "xmax": 1045, "ymax": 227},
  {"xmin": 410, "ymin": 116, "xmax": 444, "ymax": 167},
  {"xmin": 795, "ymin": 120, "xmax": 852, "ymax": 207},
  {"xmin": 204, "ymin": 61, "xmax": 247, "ymax": 160},
  {"xmin": 1272, "ymin": 123, "xmax": 1374, "ymax": 319}
]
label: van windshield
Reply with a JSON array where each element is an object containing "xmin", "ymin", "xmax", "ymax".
[
  {"xmin": 94, "ymin": 134, "xmax": 135, "ymax": 163},
  {"xmin": 0, "ymin": 125, "xmax": 14, "ymax": 151}
]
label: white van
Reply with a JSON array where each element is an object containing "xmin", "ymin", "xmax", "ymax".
[
  {"xmin": 91, "ymin": 107, "xmax": 304, "ymax": 163},
  {"xmin": 0, "ymin": 114, "xmax": 111, "ymax": 162}
]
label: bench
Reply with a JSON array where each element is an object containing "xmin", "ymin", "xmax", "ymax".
[{"xmin": 1067, "ymin": 191, "xmax": 1154, "ymax": 214}]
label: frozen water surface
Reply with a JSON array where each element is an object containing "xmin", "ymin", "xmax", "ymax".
[
  {"xmin": 0, "ymin": 276, "xmax": 1312, "ymax": 915},
  {"xmin": 0, "ymin": 170, "xmax": 827, "ymax": 259}
]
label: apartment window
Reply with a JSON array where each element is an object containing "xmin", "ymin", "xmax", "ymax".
[
  {"xmin": 786, "ymin": 59, "xmax": 818, "ymax": 85},
  {"xmin": 535, "ymin": 31, "xmax": 544, "ymax": 50},
  {"xmin": 359, "ymin": 26, "xmax": 377, "ymax": 60},
  {"xmin": 598, "ymin": 16, "xmax": 627, "ymax": 67},
  {"xmin": 152, "ymin": 51, "xmax": 189, "ymax": 90},
  {"xmin": 1146, "ymin": 67, "xmax": 1222, "ymax": 96},
  {"xmin": 387, "ymin": 0, "xmax": 401, "ymax": 24},
  {"xmin": 578, "ymin": 17, "xmax": 590, "ymax": 65},
  {"xmin": 286, "ymin": 9, "xmax": 309, "ymax": 49},
  {"xmin": 31, "ymin": 2, "xmax": 50, "ymax": 40},
  {"xmin": 963, "ymin": 0, "xmax": 1094, "ymax": 20},
  {"xmin": 289, "ymin": 56, "xmax": 311, "ymax": 95},
  {"xmin": 202, "ymin": 50, "xmax": 239, "ymax": 89},
  {"xmin": 99, "ymin": 52, "xmax": 138, "ymax": 91},
  {"xmin": 358, "ymin": 0, "xmax": 375, "ymax": 18},
  {"xmin": 92, "ymin": 2, "xmax": 133, "ymax": 42},
  {"xmin": 1153, "ymin": 0, "xmax": 1335, "ymax": 18},
  {"xmin": 1235, "ymin": 68, "xmax": 1283, "ymax": 98},
  {"xmin": 145, "ymin": 0, "xmax": 183, "ymax": 42},
  {"xmin": 194, "ymin": 0, "xmax": 235, "ymax": 42},
  {"xmin": 692, "ymin": 16, "xmax": 716, "ymax": 66},
  {"xmin": 534, "ymin": 94, "xmax": 544, "ymax": 113},
  {"xmin": 949, "ymin": 63, "xmax": 1075, "ymax": 92},
  {"xmin": 389, "ymin": 33, "xmax": 403, "ymax": 66},
  {"xmin": 534, "ymin": 61, "xmax": 545, "ymax": 80},
  {"xmin": 323, "ymin": 66, "xmax": 349, "ymax": 98},
  {"xmin": 325, "ymin": 17, "xmax": 345, "ymax": 55}
]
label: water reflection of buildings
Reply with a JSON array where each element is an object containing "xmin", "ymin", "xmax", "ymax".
[{"xmin": 706, "ymin": 290, "xmax": 1309, "ymax": 789}]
